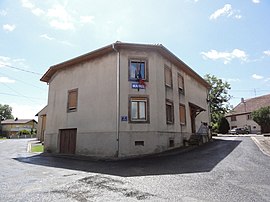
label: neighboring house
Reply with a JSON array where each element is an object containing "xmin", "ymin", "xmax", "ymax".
[
  {"xmin": 226, "ymin": 94, "xmax": 270, "ymax": 134},
  {"xmin": 40, "ymin": 42, "xmax": 211, "ymax": 158},
  {"xmin": 1, "ymin": 119, "xmax": 37, "ymax": 137},
  {"xmin": 36, "ymin": 106, "xmax": 47, "ymax": 142}
]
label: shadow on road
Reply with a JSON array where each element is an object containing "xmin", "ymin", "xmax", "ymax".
[{"xmin": 13, "ymin": 138, "xmax": 241, "ymax": 177}]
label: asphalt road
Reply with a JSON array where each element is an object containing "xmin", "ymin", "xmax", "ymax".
[{"xmin": 0, "ymin": 136, "xmax": 270, "ymax": 202}]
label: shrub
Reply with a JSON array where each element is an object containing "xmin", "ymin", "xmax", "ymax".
[
  {"xmin": 19, "ymin": 130, "xmax": 31, "ymax": 135},
  {"xmin": 218, "ymin": 117, "xmax": 230, "ymax": 134}
]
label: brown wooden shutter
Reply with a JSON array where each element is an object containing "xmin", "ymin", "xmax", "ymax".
[
  {"xmin": 179, "ymin": 104, "xmax": 186, "ymax": 125},
  {"xmin": 68, "ymin": 89, "xmax": 78, "ymax": 110},
  {"xmin": 178, "ymin": 74, "xmax": 184, "ymax": 90},
  {"xmin": 165, "ymin": 67, "xmax": 172, "ymax": 87}
]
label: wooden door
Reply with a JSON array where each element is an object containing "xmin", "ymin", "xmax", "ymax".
[{"xmin": 59, "ymin": 129, "xmax": 77, "ymax": 154}]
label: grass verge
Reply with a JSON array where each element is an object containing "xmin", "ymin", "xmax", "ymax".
[
  {"xmin": 0, "ymin": 137, "xmax": 6, "ymax": 140},
  {"xmin": 31, "ymin": 145, "xmax": 44, "ymax": 153}
]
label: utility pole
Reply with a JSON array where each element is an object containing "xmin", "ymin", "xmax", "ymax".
[{"xmin": 254, "ymin": 88, "xmax": 257, "ymax": 97}]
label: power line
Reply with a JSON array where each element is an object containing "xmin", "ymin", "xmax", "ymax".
[
  {"xmin": 0, "ymin": 83, "xmax": 42, "ymax": 104},
  {"xmin": 0, "ymin": 72, "xmax": 46, "ymax": 90},
  {"xmin": 0, "ymin": 63, "xmax": 43, "ymax": 75},
  {"xmin": 0, "ymin": 92, "xmax": 45, "ymax": 100}
]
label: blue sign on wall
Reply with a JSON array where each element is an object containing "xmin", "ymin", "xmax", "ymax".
[
  {"xmin": 131, "ymin": 83, "xmax": 145, "ymax": 89},
  {"xmin": 121, "ymin": 116, "xmax": 128, "ymax": 121}
]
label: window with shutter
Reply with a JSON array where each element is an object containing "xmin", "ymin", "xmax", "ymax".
[
  {"xmin": 179, "ymin": 104, "xmax": 186, "ymax": 125},
  {"xmin": 178, "ymin": 74, "xmax": 184, "ymax": 94},
  {"xmin": 67, "ymin": 89, "xmax": 78, "ymax": 112},
  {"xmin": 166, "ymin": 100, "xmax": 174, "ymax": 124},
  {"xmin": 164, "ymin": 67, "xmax": 172, "ymax": 87}
]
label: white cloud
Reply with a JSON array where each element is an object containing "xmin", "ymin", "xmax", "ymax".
[
  {"xmin": 210, "ymin": 4, "xmax": 232, "ymax": 20},
  {"xmin": 234, "ymin": 15, "xmax": 242, "ymax": 19},
  {"xmin": 0, "ymin": 77, "xmax": 15, "ymax": 83},
  {"xmin": 264, "ymin": 78, "xmax": 270, "ymax": 82},
  {"xmin": 0, "ymin": 56, "xmax": 11, "ymax": 68},
  {"xmin": 40, "ymin": 34, "xmax": 55, "ymax": 41},
  {"xmin": 3, "ymin": 24, "xmax": 16, "ymax": 32},
  {"xmin": 80, "ymin": 16, "xmax": 95, "ymax": 24},
  {"xmin": 32, "ymin": 8, "xmax": 45, "ymax": 16},
  {"xmin": 21, "ymin": 0, "xmax": 44, "ymax": 16},
  {"xmin": 40, "ymin": 34, "xmax": 74, "ymax": 47},
  {"xmin": 209, "ymin": 4, "xmax": 242, "ymax": 20},
  {"xmin": 21, "ymin": 0, "xmax": 34, "ymax": 9},
  {"xmin": 201, "ymin": 49, "xmax": 248, "ymax": 64},
  {"xmin": 252, "ymin": 74, "xmax": 264, "ymax": 80},
  {"xmin": 0, "ymin": 56, "xmax": 29, "ymax": 70},
  {"xmin": 263, "ymin": 50, "xmax": 270, "ymax": 56},
  {"xmin": 47, "ymin": 5, "xmax": 74, "ymax": 30},
  {"xmin": 0, "ymin": 10, "xmax": 7, "ymax": 16},
  {"xmin": 252, "ymin": 0, "xmax": 260, "ymax": 3},
  {"xmin": 21, "ymin": 1, "xmax": 94, "ymax": 30}
]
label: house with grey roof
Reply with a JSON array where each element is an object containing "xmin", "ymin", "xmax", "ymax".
[{"xmin": 226, "ymin": 94, "xmax": 270, "ymax": 134}]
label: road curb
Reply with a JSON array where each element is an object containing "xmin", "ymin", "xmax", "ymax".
[{"xmin": 251, "ymin": 137, "xmax": 270, "ymax": 157}]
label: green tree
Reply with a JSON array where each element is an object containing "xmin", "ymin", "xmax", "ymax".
[
  {"xmin": 251, "ymin": 106, "xmax": 270, "ymax": 133},
  {"xmin": 218, "ymin": 116, "xmax": 230, "ymax": 134},
  {"xmin": 204, "ymin": 74, "xmax": 231, "ymax": 132},
  {"xmin": 0, "ymin": 104, "xmax": 14, "ymax": 121}
]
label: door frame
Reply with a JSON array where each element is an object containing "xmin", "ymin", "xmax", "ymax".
[{"xmin": 59, "ymin": 128, "xmax": 77, "ymax": 154}]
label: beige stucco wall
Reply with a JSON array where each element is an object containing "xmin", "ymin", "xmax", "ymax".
[
  {"xmin": 44, "ymin": 52, "xmax": 118, "ymax": 156},
  {"xmin": 227, "ymin": 114, "xmax": 261, "ymax": 134},
  {"xmin": 117, "ymin": 49, "xmax": 209, "ymax": 157},
  {"xmin": 44, "ymin": 48, "xmax": 209, "ymax": 158},
  {"xmin": 36, "ymin": 106, "xmax": 47, "ymax": 141}
]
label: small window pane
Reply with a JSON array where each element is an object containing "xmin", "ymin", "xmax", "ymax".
[
  {"xmin": 130, "ymin": 60, "xmax": 146, "ymax": 80},
  {"xmin": 140, "ymin": 63, "xmax": 145, "ymax": 79},
  {"xmin": 131, "ymin": 102, "xmax": 138, "ymax": 119},
  {"xmin": 139, "ymin": 102, "xmax": 146, "ymax": 119},
  {"xmin": 130, "ymin": 62, "xmax": 137, "ymax": 79}
]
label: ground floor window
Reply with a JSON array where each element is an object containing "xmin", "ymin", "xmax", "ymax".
[
  {"xmin": 166, "ymin": 99, "xmax": 174, "ymax": 124},
  {"xmin": 129, "ymin": 96, "xmax": 149, "ymax": 123}
]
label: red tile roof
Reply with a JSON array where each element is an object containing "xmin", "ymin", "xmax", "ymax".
[{"xmin": 226, "ymin": 94, "xmax": 270, "ymax": 116}]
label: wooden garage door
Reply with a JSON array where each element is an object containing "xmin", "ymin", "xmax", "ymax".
[{"xmin": 59, "ymin": 129, "xmax": 77, "ymax": 154}]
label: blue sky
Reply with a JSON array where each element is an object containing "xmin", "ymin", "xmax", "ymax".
[{"xmin": 0, "ymin": 0, "xmax": 269, "ymax": 119}]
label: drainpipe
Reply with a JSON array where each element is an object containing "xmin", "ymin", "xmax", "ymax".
[
  {"xmin": 112, "ymin": 43, "xmax": 120, "ymax": 157},
  {"xmin": 207, "ymin": 89, "xmax": 212, "ymax": 140}
]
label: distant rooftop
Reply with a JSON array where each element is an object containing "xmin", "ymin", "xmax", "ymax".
[
  {"xmin": 1, "ymin": 119, "xmax": 37, "ymax": 124},
  {"xmin": 226, "ymin": 94, "xmax": 270, "ymax": 116}
]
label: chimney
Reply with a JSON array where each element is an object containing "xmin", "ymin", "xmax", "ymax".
[{"xmin": 241, "ymin": 98, "xmax": 245, "ymax": 103}]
